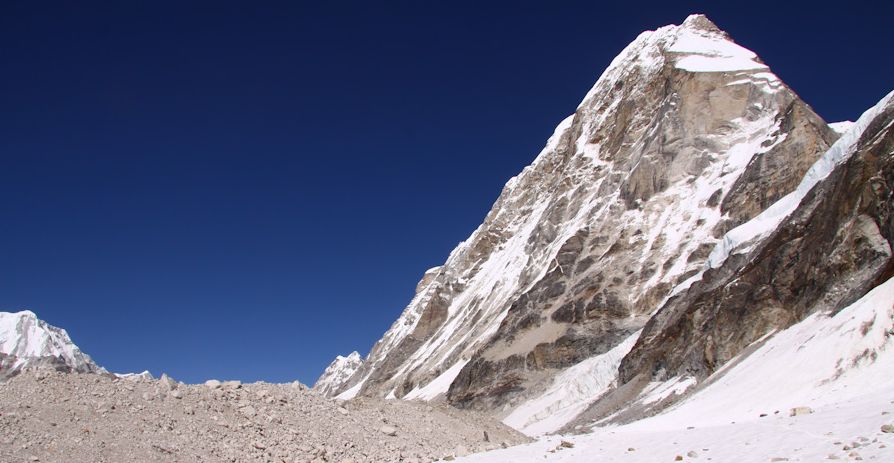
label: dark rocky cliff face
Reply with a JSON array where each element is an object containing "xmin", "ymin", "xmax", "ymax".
[
  {"xmin": 615, "ymin": 94, "xmax": 894, "ymax": 404},
  {"xmin": 719, "ymin": 100, "xmax": 840, "ymax": 232}
]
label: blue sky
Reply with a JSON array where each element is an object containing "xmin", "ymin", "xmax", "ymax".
[{"xmin": 2, "ymin": 1, "xmax": 892, "ymax": 384}]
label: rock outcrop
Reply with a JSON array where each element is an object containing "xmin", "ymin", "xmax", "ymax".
[{"xmin": 614, "ymin": 89, "xmax": 894, "ymax": 412}]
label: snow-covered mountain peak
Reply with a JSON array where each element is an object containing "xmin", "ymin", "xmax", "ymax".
[
  {"xmin": 680, "ymin": 13, "xmax": 720, "ymax": 32},
  {"xmin": 336, "ymin": 351, "xmax": 362, "ymax": 364},
  {"xmin": 608, "ymin": 15, "xmax": 767, "ymax": 87},
  {"xmin": 0, "ymin": 310, "xmax": 104, "ymax": 379},
  {"xmin": 317, "ymin": 15, "xmax": 839, "ymax": 421},
  {"xmin": 115, "ymin": 370, "xmax": 155, "ymax": 381},
  {"xmin": 313, "ymin": 351, "xmax": 364, "ymax": 397}
]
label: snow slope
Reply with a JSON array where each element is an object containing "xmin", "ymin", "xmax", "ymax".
[{"xmin": 456, "ymin": 277, "xmax": 894, "ymax": 462}]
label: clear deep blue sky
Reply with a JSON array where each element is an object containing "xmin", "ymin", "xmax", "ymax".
[{"xmin": 2, "ymin": 1, "xmax": 891, "ymax": 384}]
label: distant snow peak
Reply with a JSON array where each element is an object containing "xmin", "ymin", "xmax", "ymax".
[
  {"xmin": 115, "ymin": 370, "xmax": 154, "ymax": 381},
  {"xmin": 0, "ymin": 310, "xmax": 104, "ymax": 380},
  {"xmin": 313, "ymin": 351, "xmax": 364, "ymax": 397}
]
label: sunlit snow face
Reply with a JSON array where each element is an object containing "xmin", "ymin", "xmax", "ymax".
[{"xmin": 669, "ymin": 28, "xmax": 768, "ymax": 73}]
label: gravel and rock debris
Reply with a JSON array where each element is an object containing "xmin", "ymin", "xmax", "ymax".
[{"xmin": 0, "ymin": 371, "xmax": 528, "ymax": 463}]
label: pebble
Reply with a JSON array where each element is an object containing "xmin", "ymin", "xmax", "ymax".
[{"xmin": 789, "ymin": 407, "xmax": 814, "ymax": 417}]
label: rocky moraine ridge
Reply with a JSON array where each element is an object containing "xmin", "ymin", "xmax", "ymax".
[
  {"xmin": 0, "ymin": 309, "xmax": 526, "ymax": 462},
  {"xmin": 0, "ymin": 371, "xmax": 527, "ymax": 463}
]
